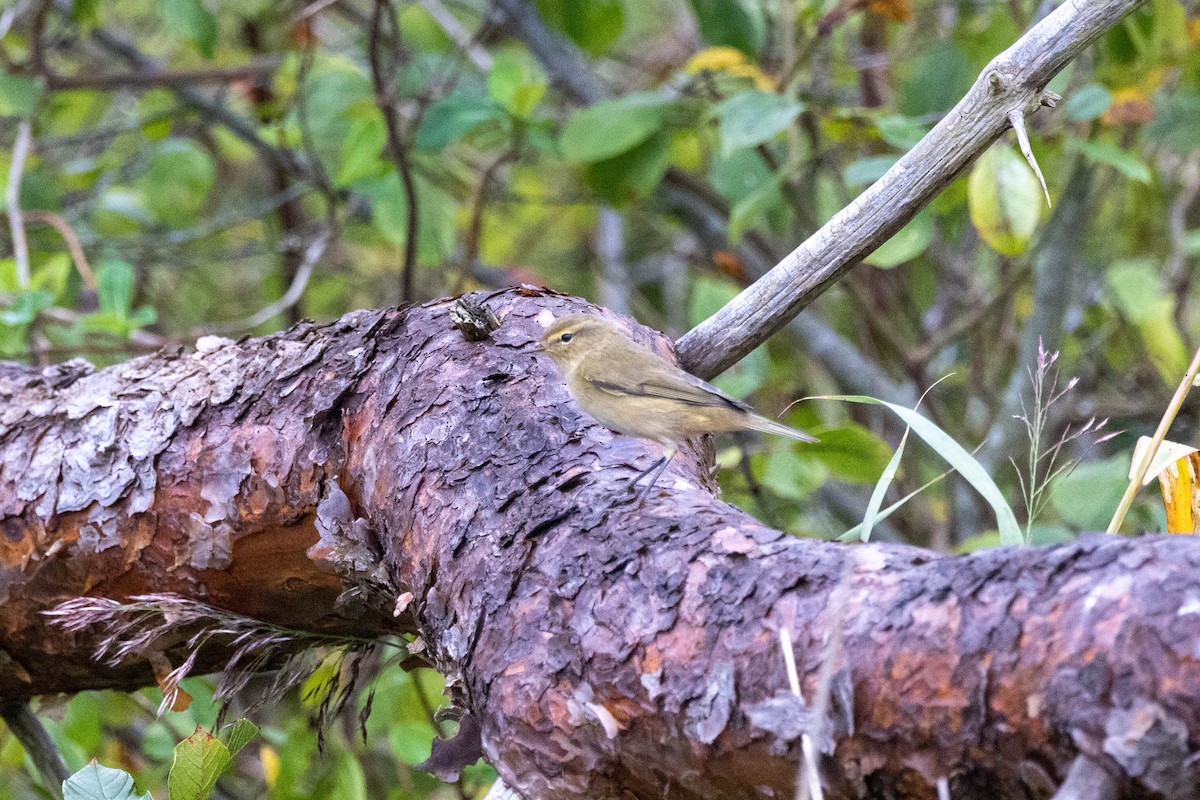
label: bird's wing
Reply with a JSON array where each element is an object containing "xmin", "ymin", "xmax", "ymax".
[{"xmin": 583, "ymin": 351, "xmax": 751, "ymax": 412}]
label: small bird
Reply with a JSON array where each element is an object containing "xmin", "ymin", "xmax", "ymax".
[{"xmin": 534, "ymin": 314, "xmax": 818, "ymax": 500}]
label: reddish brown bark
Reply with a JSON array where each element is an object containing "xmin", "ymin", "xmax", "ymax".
[{"xmin": 2, "ymin": 289, "xmax": 1199, "ymax": 799}]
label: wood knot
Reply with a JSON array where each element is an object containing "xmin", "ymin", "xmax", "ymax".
[{"xmin": 450, "ymin": 293, "xmax": 501, "ymax": 342}]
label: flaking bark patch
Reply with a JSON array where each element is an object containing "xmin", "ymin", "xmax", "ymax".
[{"xmin": 1, "ymin": 289, "xmax": 1199, "ymax": 799}]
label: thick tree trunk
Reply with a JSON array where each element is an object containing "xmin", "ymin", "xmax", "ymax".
[{"xmin": 2, "ymin": 289, "xmax": 1198, "ymax": 799}]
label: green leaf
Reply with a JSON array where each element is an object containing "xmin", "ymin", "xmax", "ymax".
[
  {"xmin": 96, "ymin": 260, "xmax": 136, "ymax": 317},
  {"xmin": 389, "ymin": 720, "xmax": 434, "ymax": 765},
  {"xmin": 355, "ymin": 171, "xmax": 456, "ymax": 264},
  {"xmin": 687, "ymin": 0, "xmax": 760, "ymax": 56},
  {"xmin": 220, "ymin": 719, "xmax": 259, "ymax": 759},
  {"xmin": 78, "ymin": 311, "xmax": 131, "ymax": 337},
  {"xmin": 1107, "ymin": 258, "xmax": 1166, "ymax": 324},
  {"xmin": 967, "ymin": 145, "xmax": 1042, "ymax": 256},
  {"xmin": 804, "ymin": 425, "xmax": 894, "ymax": 484},
  {"xmin": 875, "ymin": 115, "xmax": 927, "ymax": 151},
  {"xmin": 961, "ymin": 522, "xmax": 1073, "ymax": 549},
  {"xmin": 63, "ymin": 762, "xmax": 151, "ymax": 800},
  {"xmin": 30, "ymin": 255, "xmax": 71, "ymax": 300},
  {"xmin": 713, "ymin": 344, "xmax": 768, "ymax": 398},
  {"xmin": 688, "ymin": 274, "xmax": 741, "ymax": 330},
  {"xmin": 415, "ymin": 94, "xmax": 504, "ymax": 151},
  {"xmin": 1071, "ymin": 139, "xmax": 1152, "ymax": 184},
  {"xmin": 1146, "ymin": 89, "xmax": 1200, "ymax": 155},
  {"xmin": 583, "ymin": 130, "xmax": 671, "ymax": 203},
  {"xmin": 560, "ymin": 92, "xmax": 674, "ymax": 163},
  {"xmin": 487, "ymin": 50, "xmax": 547, "ymax": 118},
  {"xmin": 168, "ymin": 727, "xmax": 232, "ymax": 800},
  {"xmin": 140, "ymin": 138, "xmax": 215, "ymax": 225},
  {"xmin": 318, "ymin": 755, "xmax": 368, "ymax": 800},
  {"xmin": 714, "ymin": 91, "xmax": 804, "ymax": 155},
  {"xmin": 562, "ymin": 0, "xmax": 625, "ymax": 54},
  {"xmin": 397, "ymin": 4, "xmax": 453, "ymax": 50},
  {"xmin": 819, "ymin": 395, "xmax": 1023, "ymax": 545},
  {"xmin": 842, "ymin": 155, "xmax": 898, "ymax": 188},
  {"xmin": 728, "ymin": 174, "xmax": 783, "ymax": 242},
  {"xmin": 289, "ymin": 55, "xmax": 374, "ymax": 164},
  {"xmin": 128, "ymin": 306, "xmax": 157, "ymax": 327},
  {"xmin": 755, "ymin": 446, "xmax": 823, "ymax": 501},
  {"xmin": 865, "ymin": 209, "xmax": 933, "ymax": 268},
  {"xmin": 1107, "ymin": 258, "xmax": 1188, "ymax": 380},
  {"xmin": 1051, "ymin": 456, "xmax": 1130, "ymax": 531},
  {"xmin": 1064, "ymin": 83, "xmax": 1112, "ymax": 121},
  {"xmin": 687, "ymin": 275, "xmax": 768, "ymax": 396},
  {"xmin": 954, "ymin": 531, "xmax": 1001, "ymax": 553},
  {"xmin": 0, "ymin": 74, "xmax": 44, "ymax": 117},
  {"xmin": 0, "ymin": 289, "xmax": 53, "ymax": 326},
  {"xmin": 336, "ymin": 114, "xmax": 387, "ymax": 186},
  {"xmin": 538, "ymin": 0, "xmax": 625, "ymax": 55},
  {"xmin": 709, "ymin": 147, "xmax": 772, "ymax": 205},
  {"xmin": 160, "ymin": 0, "xmax": 217, "ymax": 58},
  {"xmin": 72, "ymin": 0, "xmax": 101, "ymax": 24},
  {"xmin": 1028, "ymin": 525, "xmax": 1074, "ymax": 546}
]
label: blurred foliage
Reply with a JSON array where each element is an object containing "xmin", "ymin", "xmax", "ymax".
[{"xmin": 1, "ymin": 0, "xmax": 1199, "ymax": 795}]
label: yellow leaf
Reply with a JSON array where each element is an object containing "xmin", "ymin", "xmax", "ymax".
[
  {"xmin": 967, "ymin": 146, "xmax": 1042, "ymax": 256},
  {"xmin": 686, "ymin": 47, "xmax": 776, "ymax": 91},
  {"xmin": 1158, "ymin": 452, "xmax": 1200, "ymax": 534},
  {"xmin": 260, "ymin": 745, "xmax": 281, "ymax": 788},
  {"xmin": 686, "ymin": 46, "xmax": 748, "ymax": 74}
]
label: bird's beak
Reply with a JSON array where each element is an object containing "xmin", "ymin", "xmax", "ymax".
[{"xmin": 527, "ymin": 341, "xmax": 546, "ymax": 353}]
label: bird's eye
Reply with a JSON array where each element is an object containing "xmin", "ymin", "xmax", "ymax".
[{"xmin": 560, "ymin": 332, "xmax": 574, "ymax": 343}]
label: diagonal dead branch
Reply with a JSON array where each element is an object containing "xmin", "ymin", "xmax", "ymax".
[{"xmin": 676, "ymin": 0, "xmax": 1150, "ymax": 378}]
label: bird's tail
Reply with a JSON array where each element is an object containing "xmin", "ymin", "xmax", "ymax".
[{"xmin": 746, "ymin": 414, "xmax": 819, "ymax": 443}]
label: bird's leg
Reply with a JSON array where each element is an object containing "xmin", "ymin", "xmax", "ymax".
[{"xmin": 626, "ymin": 445, "xmax": 676, "ymax": 504}]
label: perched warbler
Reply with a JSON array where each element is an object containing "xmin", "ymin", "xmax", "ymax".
[{"xmin": 534, "ymin": 314, "xmax": 817, "ymax": 499}]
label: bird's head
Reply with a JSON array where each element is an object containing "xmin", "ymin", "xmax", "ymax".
[{"xmin": 534, "ymin": 314, "xmax": 618, "ymax": 373}]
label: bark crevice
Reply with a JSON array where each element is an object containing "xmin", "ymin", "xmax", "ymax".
[{"xmin": 1, "ymin": 290, "xmax": 1197, "ymax": 799}]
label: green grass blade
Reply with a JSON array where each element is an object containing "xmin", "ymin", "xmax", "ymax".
[
  {"xmin": 854, "ymin": 427, "xmax": 909, "ymax": 542},
  {"xmin": 818, "ymin": 395, "xmax": 1023, "ymax": 546}
]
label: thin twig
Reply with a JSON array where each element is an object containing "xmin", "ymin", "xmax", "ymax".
[
  {"xmin": 1164, "ymin": 156, "xmax": 1200, "ymax": 345},
  {"xmin": 206, "ymin": 228, "xmax": 334, "ymax": 333},
  {"xmin": 77, "ymin": 18, "xmax": 310, "ymax": 183},
  {"xmin": 456, "ymin": 149, "xmax": 515, "ymax": 293},
  {"xmin": 45, "ymin": 60, "xmax": 282, "ymax": 91},
  {"xmin": 778, "ymin": 628, "xmax": 823, "ymax": 800},
  {"xmin": 29, "ymin": 0, "xmax": 49, "ymax": 75},
  {"xmin": 23, "ymin": 210, "xmax": 96, "ymax": 288},
  {"xmin": 593, "ymin": 206, "xmax": 631, "ymax": 315},
  {"xmin": 292, "ymin": 0, "xmax": 344, "ymax": 23},
  {"xmin": 1107, "ymin": 345, "xmax": 1200, "ymax": 533},
  {"xmin": 410, "ymin": 670, "xmax": 470, "ymax": 800},
  {"xmin": 6, "ymin": 119, "xmax": 34, "ymax": 288},
  {"xmin": 908, "ymin": 264, "xmax": 1030, "ymax": 363},
  {"xmin": 416, "ymin": 0, "xmax": 492, "ymax": 71},
  {"xmin": 676, "ymin": 0, "xmax": 1150, "ymax": 378},
  {"xmin": 0, "ymin": 0, "xmax": 33, "ymax": 38},
  {"xmin": 802, "ymin": 552, "xmax": 856, "ymax": 800},
  {"xmin": 0, "ymin": 702, "xmax": 68, "ymax": 799},
  {"xmin": 368, "ymin": 0, "xmax": 420, "ymax": 303}
]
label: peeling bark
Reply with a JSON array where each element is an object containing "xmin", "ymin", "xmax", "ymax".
[{"xmin": 2, "ymin": 289, "xmax": 1199, "ymax": 799}]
